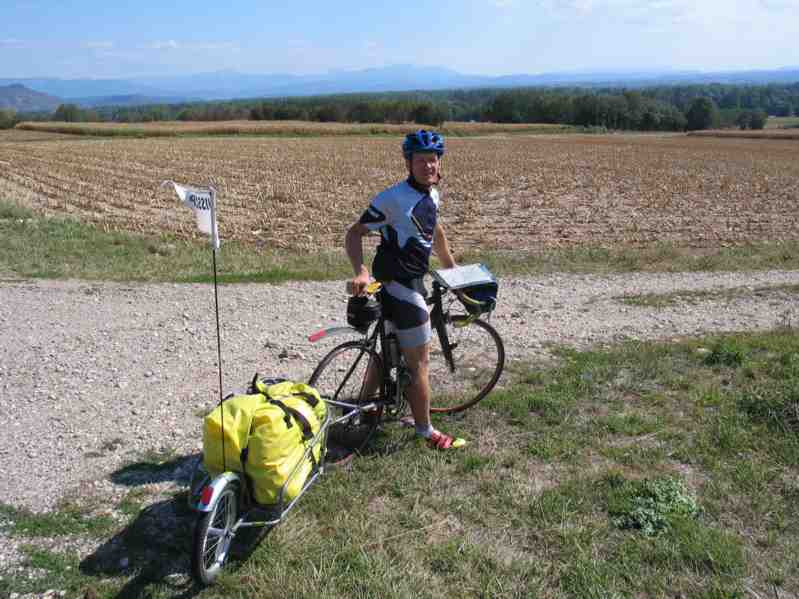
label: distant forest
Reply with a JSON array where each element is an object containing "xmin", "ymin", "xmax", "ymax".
[{"xmin": 10, "ymin": 82, "xmax": 799, "ymax": 132}]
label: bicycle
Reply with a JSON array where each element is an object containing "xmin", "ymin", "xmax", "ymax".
[
  {"xmin": 307, "ymin": 265, "xmax": 505, "ymax": 462},
  {"xmin": 187, "ymin": 266, "xmax": 504, "ymax": 583}
]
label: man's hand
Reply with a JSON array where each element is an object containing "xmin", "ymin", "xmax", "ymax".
[{"xmin": 349, "ymin": 267, "xmax": 371, "ymax": 296}]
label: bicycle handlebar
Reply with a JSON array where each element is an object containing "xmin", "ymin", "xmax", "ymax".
[
  {"xmin": 345, "ymin": 280, "xmax": 382, "ymax": 296},
  {"xmin": 346, "ymin": 273, "xmax": 486, "ymax": 310}
]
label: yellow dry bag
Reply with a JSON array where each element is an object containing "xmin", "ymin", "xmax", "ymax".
[{"xmin": 202, "ymin": 379, "xmax": 327, "ymax": 506}]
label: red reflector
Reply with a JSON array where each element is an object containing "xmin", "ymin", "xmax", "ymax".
[
  {"xmin": 308, "ymin": 330, "xmax": 326, "ymax": 342},
  {"xmin": 200, "ymin": 486, "xmax": 214, "ymax": 505}
]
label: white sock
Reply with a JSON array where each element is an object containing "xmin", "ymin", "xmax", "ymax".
[{"xmin": 415, "ymin": 424, "xmax": 434, "ymax": 438}]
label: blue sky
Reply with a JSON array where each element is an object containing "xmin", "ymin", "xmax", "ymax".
[{"xmin": 1, "ymin": 0, "xmax": 797, "ymax": 79}]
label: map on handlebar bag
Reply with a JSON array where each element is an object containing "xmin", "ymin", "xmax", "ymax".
[{"xmin": 431, "ymin": 263, "xmax": 496, "ymax": 290}]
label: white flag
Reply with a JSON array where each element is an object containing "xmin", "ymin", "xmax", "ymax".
[{"xmin": 161, "ymin": 180, "xmax": 220, "ymax": 250}]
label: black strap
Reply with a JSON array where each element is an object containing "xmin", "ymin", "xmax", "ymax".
[
  {"xmin": 265, "ymin": 383, "xmax": 319, "ymax": 412},
  {"xmin": 248, "ymin": 373, "xmax": 260, "ymax": 394},
  {"xmin": 268, "ymin": 398, "xmax": 314, "ymax": 441},
  {"xmin": 296, "ymin": 391, "xmax": 319, "ymax": 408}
]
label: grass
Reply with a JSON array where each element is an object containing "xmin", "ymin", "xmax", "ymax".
[
  {"xmin": 3, "ymin": 198, "xmax": 799, "ymax": 283},
  {"xmin": 767, "ymin": 116, "xmax": 799, "ymax": 129},
  {"xmin": 688, "ymin": 129, "xmax": 799, "ymax": 140},
  {"xmin": 615, "ymin": 283, "xmax": 799, "ymax": 308},
  {"xmin": 0, "ymin": 502, "xmax": 117, "ymax": 539},
  {"xmin": 3, "ymin": 329, "xmax": 799, "ymax": 596},
  {"xmin": 0, "ymin": 199, "xmax": 353, "ymax": 283},
  {"xmin": 207, "ymin": 329, "xmax": 796, "ymax": 598}
]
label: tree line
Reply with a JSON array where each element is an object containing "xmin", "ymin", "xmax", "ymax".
[{"xmin": 6, "ymin": 82, "xmax": 798, "ymax": 131}]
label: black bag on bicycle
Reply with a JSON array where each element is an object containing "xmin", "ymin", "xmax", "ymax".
[
  {"xmin": 431, "ymin": 263, "xmax": 498, "ymax": 317},
  {"xmin": 459, "ymin": 281, "xmax": 499, "ymax": 316},
  {"xmin": 347, "ymin": 296, "xmax": 381, "ymax": 331}
]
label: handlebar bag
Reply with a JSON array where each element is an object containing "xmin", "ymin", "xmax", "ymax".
[{"xmin": 459, "ymin": 281, "xmax": 499, "ymax": 316}]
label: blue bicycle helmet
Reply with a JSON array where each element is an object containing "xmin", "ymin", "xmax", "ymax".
[{"xmin": 402, "ymin": 129, "xmax": 445, "ymax": 160}]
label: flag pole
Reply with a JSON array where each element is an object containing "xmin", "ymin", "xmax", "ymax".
[
  {"xmin": 160, "ymin": 180, "xmax": 226, "ymax": 471},
  {"xmin": 210, "ymin": 186, "xmax": 226, "ymax": 473}
]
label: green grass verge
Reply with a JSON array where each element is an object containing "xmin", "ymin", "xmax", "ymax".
[
  {"xmin": 208, "ymin": 329, "xmax": 797, "ymax": 598},
  {"xmin": 616, "ymin": 283, "xmax": 799, "ymax": 308},
  {"xmin": 767, "ymin": 116, "xmax": 799, "ymax": 129},
  {"xmin": 0, "ymin": 502, "xmax": 117, "ymax": 539},
  {"xmin": 2, "ymin": 329, "xmax": 798, "ymax": 596},
  {"xmin": 0, "ymin": 200, "xmax": 353, "ymax": 283},
  {"xmin": 3, "ymin": 199, "xmax": 799, "ymax": 283}
]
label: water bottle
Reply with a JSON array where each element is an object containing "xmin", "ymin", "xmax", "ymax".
[
  {"xmin": 385, "ymin": 333, "xmax": 400, "ymax": 367},
  {"xmin": 398, "ymin": 367, "xmax": 412, "ymax": 392}
]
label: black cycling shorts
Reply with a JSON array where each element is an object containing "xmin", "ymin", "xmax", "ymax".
[{"xmin": 380, "ymin": 279, "xmax": 431, "ymax": 349}]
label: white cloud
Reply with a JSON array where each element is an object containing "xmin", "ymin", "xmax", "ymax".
[
  {"xmin": 540, "ymin": 0, "xmax": 797, "ymax": 22},
  {"xmin": 191, "ymin": 42, "xmax": 240, "ymax": 52},
  {"xmin": 0, "ymin": 38, "xmax": 28, "ymax": 48},
  {"xmin": 759, "ymin": 0, "xmax": 799, "ymax": 9},
  {"xmin": 538, "ymin": 0, "xmax": 764, "ymax": 27},
  {"xmin": 83, "ymin": 41, "xmax": 114, "ymax": 49},
  {"xmin": 492, "ymin": 0, "xmax": 516, "ymax": 7},
  {"xmin": 142, "ymin": 40, "xmax": 240, "ymax": 53},
  {"xmin": 364, "ymin": 40, "xmax": 381, "ymax": 58},
  {"xmin": 146, "ymin": 40, "xmax": 180, "ymax": 50}
]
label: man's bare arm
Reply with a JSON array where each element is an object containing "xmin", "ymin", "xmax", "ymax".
[
  {"xmin": 432, "ymin": 223, "xmax": 456, "ymax": 269},
  {"xmin": 345, "ymin": 222, "xmax": 371, "ymax": 294}
]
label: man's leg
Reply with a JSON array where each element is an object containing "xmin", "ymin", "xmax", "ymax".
[
  {"xmin": 400, "ymin": 342, "xmax": 432, "ymax": 431},
  {"xmin": 401, "ymin": 342, "xmax": 465, "ymax": 449}
]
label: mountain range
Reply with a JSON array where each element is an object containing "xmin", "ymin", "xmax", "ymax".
[
  {"xmin": 0, "ymin": 84, "xmax": 62, "ymax": 112},
  {"xmin": 2, "ymin": 65, "xmax": 798, "ymax": 111}
]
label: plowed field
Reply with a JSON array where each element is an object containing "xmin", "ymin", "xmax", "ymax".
[{"xmin": 1, "ymin": 131, "xmax": 797, "ymax": 252}]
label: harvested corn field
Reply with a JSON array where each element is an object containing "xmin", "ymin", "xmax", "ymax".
[
  {"xmin": 1, "ymin": 131, "xmax": 797, "ymax": 253},
  {"xmin": 15, "ymin": 120, "xmax": 569, "ymax": 138}
]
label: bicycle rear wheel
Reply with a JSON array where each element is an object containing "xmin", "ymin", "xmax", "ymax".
[
  {"xmin": 309, "ymin": 341, "xmax": 383, "ymax": 464},
  {"xmin": 428, "ymin": 315, "xmax": 505, "ymax": 413}
]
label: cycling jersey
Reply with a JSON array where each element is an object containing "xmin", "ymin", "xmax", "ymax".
[
  {"xmin": 359, "ymin": 176, "xmax": 439, "ymax": 348},
  {"xmin": 359, "ymin": 177, "xmax": 439, "ymax": 282}
]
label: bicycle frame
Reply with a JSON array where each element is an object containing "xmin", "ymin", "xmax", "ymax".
[
  {"xmin": 308, "ymin": 281, "xmax": 460, "ymax": 412},
  {"xmin": 429, "ymin": 281, "xmax": 458, "ymax": 373}
]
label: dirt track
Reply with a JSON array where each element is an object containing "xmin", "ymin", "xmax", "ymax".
[{"xmin": 1, "ymin": 270, "xmax": 797, "ymax": 514}]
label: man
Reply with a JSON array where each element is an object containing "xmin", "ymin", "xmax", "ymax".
[{"xmin": 344, "ymin": 129, "xmax": 465, "ymax": 449}]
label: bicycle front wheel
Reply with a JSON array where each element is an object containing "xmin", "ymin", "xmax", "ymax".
[
  {"xmin": 309, "ymin": 341, "xmax": 384, "ymax": 464},
  {"xmin": 429, "ymin": 315, "xmax": 505, "ymax": 413}
]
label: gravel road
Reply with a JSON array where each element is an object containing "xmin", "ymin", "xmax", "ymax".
[
  {"xmin": 1, "ymin": 270, "xmax": 797, "ymax": 515},
  {"xmin": 0, "ymin": 270, "xmax": 797, "ymax": 585}
]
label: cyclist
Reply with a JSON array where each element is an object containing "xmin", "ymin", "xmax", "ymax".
[{"xmin": 344, "ymin": 129, "xmax": 465, "ymax": 450}]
